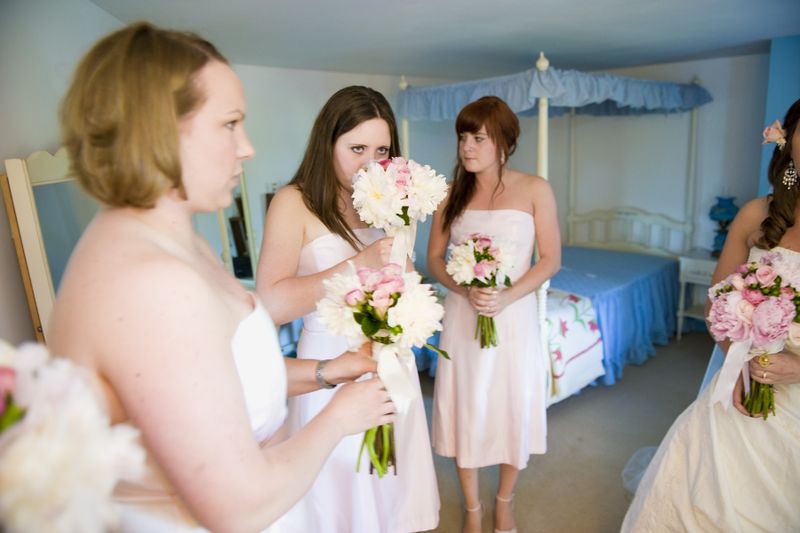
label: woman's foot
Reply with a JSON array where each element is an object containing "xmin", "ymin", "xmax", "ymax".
[
  {"xmin": 463, "ymin": 502, "xmax": 483, "ymax": 533},
  {"xmin": 494, "ymin": 493, "xmax": 517, "ymax": 533}
]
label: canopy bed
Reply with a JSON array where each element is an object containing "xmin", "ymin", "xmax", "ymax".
[{"xmin": 399, "ymin": 53, "xmax": 713, "ymax": 404}]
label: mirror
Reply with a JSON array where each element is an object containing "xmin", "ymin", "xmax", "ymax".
[{"xmin": 2, "ymin": 149, "xmax": 259, "ymax": 342}]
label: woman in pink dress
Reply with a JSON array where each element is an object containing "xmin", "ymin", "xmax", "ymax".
[
  {"xmin": 256, "ymin": 86, "xmax": 440, "ymax": 533},
  {"xmin": 427, "ymin": 96, "xmax": 561, "ymax": 533}
]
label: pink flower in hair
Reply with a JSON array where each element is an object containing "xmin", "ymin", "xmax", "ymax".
[{"xmin": 762, "ymin": 119, "xmax": 787, "ymax": 150}]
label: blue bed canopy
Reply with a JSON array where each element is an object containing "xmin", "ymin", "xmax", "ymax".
[{"xmin": 396, "ymin": 54, "xmax": 713, "ymax": 120}]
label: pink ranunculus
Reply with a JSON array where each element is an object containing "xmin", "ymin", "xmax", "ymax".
[
  {"xmin": 742, "ymin": 287, "xmax": 767, "ymax": 306},
  {"xmin": 755, "ymin": 265, "xmax": 778, "ymax": 287},
  {"xmin": 744, "ymin": 273, "xmax": 758, "ymax": 287},
  {"xmin": 729, "ymin": 273, "xmax": 746, "ymax": 291},
  {"xmin": 751, "ymin": 296, "xmax": 796, "ymax": 347},
  {"xmin": 0, "ymin": 366, "xmax": 15, "ymax": 417},
  {"xmin": 357, "ymin": 267, "xmax": 385, "ymax": 292},
  {"xmin": 781, "ymin": 286, "xmax": 796, "ymax": 300},
  {"xmin": 708, "ymin": 291, "xmax": 751, "ymax": 343},
  {"xmin": 345, "ymin": 289, "xmax": 366, "ymax": 307}
]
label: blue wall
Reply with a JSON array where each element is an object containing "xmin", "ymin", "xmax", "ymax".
[{"xmin": 759, "ymin": 35, "xmax": 800, "ymax": 196}]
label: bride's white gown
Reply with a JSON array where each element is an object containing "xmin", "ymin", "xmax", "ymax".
[
  {"xmin": 114, "ymin": 297, "xmax": 296, "ymax": 532},
  {"xmin": 286, "ymin": 228, "xmax": 440, "ymax": 533},
  {"xmin": 622, "ymin": 247, "xmax": 800, "ymax": 532}
]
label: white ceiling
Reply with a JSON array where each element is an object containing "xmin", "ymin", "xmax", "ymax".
[{"xmin": 91, "ymin": 0, "xmax": 800, "ymax": 79}]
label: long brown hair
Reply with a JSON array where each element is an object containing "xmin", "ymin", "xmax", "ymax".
[
  {"xmin": 61, "ymin": 22, "xmax": 226, "ymax": 207},
  {"xmin": 441, "ymin": 96, "xmax": 520, "ymax": 232},
  {"xmin": 289, "ymin": 86, "xmax": 400, "ymax": 249},
  {"xmin": 757, "ymin": 98, "xmax": 800, "ymax": 249}
]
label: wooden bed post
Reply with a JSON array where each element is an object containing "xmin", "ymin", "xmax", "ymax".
[
  {"xmin": 685, "ymin": 106, "xmax": 698, "ymax": 253},
  {"xmin": 399, "ymin": 75, "xmax": 410, "ymax": 159}
]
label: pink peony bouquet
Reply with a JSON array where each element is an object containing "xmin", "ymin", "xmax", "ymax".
[
  {"xmin": 0, "ymin": 341, "xmax": 144, "ymax": 533},
  {"xmin": 446, "ymin": 233, "xmax": 515, "ymax": 348},
  {"xmin": 317, "ymin": 263, "xmax": 447, "ymax": 476},
  {"xmin": 352, "ymin": 157, "xmax": 448, "ymax": 265},
  {"xmin": 708, "ymin": 251, "xmax": 800, "ymax": 418}
]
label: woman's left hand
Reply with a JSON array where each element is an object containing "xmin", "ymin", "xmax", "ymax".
[
  {"xmin": 749, "ymin": 351, "xmax": 800, "ymax": 386},
  {"xmin": 477, "ymin": 288, "xmax": 514, "ymax": 318},
  {"xmin": 325, "ymin": 342, "xmax": 377, "ymax": 384}
]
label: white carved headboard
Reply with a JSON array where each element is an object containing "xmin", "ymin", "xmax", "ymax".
[{"xmin": 567, "ymin": 206, "xmax": 690, "ymax": 257}]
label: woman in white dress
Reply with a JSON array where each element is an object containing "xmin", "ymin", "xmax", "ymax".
[
  {"xmin": 50, "ymin": 23, "xmax": 394, "ymax": 532},
  {"xmin": 427, "ymin": 96, "xmax": 561, "ymax": 533},
  {"xmin": 256, "ymin": 86, "xmax": 440, "ymax": 533},
  {"xmin": 622, "ymin": 98, "xmax": 800, "ymax": 532}
]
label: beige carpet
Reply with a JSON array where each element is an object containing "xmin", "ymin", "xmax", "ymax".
[{"xmin": 420, "ymin": 331, "xmax": 713, "ymax": 533}]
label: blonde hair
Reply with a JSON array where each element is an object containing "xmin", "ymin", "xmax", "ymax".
[{"xmin": 60, "ymin": 22, "xmax": 227, "ymax": 207}]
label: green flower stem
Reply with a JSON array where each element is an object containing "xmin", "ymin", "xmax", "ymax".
[
  {"xmin": 743, "ymin": 379, "xmax": 776, "ymax": 420},
  {"xmin": 476, "ymin": 315, "xmax": 498, "ymax": 348}
]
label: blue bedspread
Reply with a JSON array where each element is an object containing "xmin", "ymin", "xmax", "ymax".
[{"xmin": 550, "ymin": 246, "xmax": 679, "ymax": 385}]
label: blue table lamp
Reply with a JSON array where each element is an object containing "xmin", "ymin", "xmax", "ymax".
[{"xmin": 709, "ymin": 196, "xmax": 739, "ymax": 257}]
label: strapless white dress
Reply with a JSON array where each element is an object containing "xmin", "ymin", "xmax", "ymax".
[
  {"xmin": 114, "ymin": 297, "xmax": 295, "ymax": 532},
  {"xmin": 286, "ymin": 228, "xmax": 440, "ymax": 533},
  {"xmin": 622, "ymin": 247, "xmax": 800, "ymax": 532}
]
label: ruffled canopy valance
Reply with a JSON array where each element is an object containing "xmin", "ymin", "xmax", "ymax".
[{"xmin": 397, "ymin": 66, "xmax": 713, "ymax": 120}]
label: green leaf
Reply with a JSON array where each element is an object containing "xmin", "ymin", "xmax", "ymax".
[
  {"xmin": 426, "ymin": 342, "xmax": 450, "ymax": 360},
  {"xmin": 361, "ymin": 316, "xmax": 380, "ymax": 337},
  {"xmin": 0, "ymin": 397, "xmax": 25, "ymax": 434}
]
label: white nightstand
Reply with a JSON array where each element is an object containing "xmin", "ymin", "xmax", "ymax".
[{"xmin": 677, "ymin": 249, "xmax": 717, "ymax": 340}]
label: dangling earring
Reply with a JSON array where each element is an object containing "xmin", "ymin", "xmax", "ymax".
[
  {"xmin": 500, "ymin": 153, "xmax": 506, "ymax": 165},
  {"xmin": 783, "ymin": 159, "xmax": 797, "ymax": 188}
]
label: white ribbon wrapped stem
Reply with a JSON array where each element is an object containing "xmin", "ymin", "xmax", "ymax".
[
  {"xmin": 373, "ymin": 342, "xmax": 416, "ymax": 415},
  {"xmin": 710, "ymin": 339, "xmax": 783, "ymax": 410},
  {"xmin": 388, "ymin": 221, "xmax": 417, "ymax": 267}
]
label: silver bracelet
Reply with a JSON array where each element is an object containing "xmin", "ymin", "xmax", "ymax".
[{"xmin": 315, "ymin": 360, "xmax": 336, "ymax": 389}]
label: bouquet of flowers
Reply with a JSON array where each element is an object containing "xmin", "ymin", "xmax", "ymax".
[
  {"xmin": 446, "ymin": 233, "xmax": 515, "ymax": 348},
  {"xmin": 317, "ymin": 263, "xmax": 447, "ymax": 476},
  {"xmin": 707, "ymin": 251, "xmax": 800, "ymax": 418},
  {"xmin": 352, "ymin": 157, "xmax": 448, "ymax": 265},
  {"xmin": 0, "ymin": 341, "xmax": 144, "ymax": 533}
]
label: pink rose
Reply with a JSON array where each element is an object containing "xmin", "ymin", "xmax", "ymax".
[
  {"xmin": 357, "ymin": 267, "xmax": 384, "ymax": 292},
  {"xmin": 369, "ymin": 287, "xmax": 394, "ymax": 318},
  {"xmin": 345, "ymin": 289, "xmax": 366, "ymax": 307},
  {"xmin": 708, "ymin": 291, "xmax": 751, "ymax": 342},
  {"xmin": 473, "ymin": 259, "xmax": 496, "ymax": 282},
  {"xmin": 742, "ymin": 288, "xmax": 766, "ymax": 306},
  {"xmin": 755, "ymin": 265, "xmax": 778, "ymax": 287},
  {"xmin": 475, "ymin": 236, "xmax": 493, "ymax": 251},
  {"xmin": 744, "ymin": 274, "xmax": 758, "ymax": 287},
  {"xmin": 735, "ymin": 264, "xmax": 749, "ymax": 275},
  {"xmin": 782, "ymin": 287, "xmax": 796, "ymax": 300},
  {"xmin": 751, "ymin": 296, "xmax": 796, "ymax": 347},
  {"xmin": 762, "ymin": 119, "xmax": 787, "ymax": 149}
]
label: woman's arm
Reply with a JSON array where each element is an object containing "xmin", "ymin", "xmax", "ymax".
[
  {"xmin": 427, "ymin": 196, "xmax": 468, "ymax": 297},
  {"xmin": 256, "ymin": 187, "xmax": 391, "ymax": 325},
  {"xmin": 93, "ymin": 260, "xmax": 393, "ymax": 533},
  {"xmin": 284, "ymin": 342, "xmax": 376, "ymax": 396}
]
